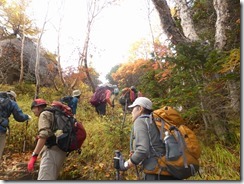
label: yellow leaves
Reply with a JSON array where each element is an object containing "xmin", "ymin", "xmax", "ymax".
[{"xmin": 220, "ymin": 49, "xmax": 240, "ymax": 74}]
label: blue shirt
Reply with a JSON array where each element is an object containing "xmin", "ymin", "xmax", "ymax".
[{"xmin": 68, "ymin": 97, "xmax": 79, "ymax": 115}]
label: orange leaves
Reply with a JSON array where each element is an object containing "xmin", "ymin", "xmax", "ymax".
[{"xmin": 112, "ymin": 59, "xmax": 151, "ymax": 86}]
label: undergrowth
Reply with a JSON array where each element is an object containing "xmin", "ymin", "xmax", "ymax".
[{"xmin": 3, "ymin": 86, "xmax": 241, "ymax": 181}]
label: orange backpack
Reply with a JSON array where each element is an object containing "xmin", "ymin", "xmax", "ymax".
[{"xmin": 144, "ymin": 106, "xmax": 201, "ymax": 179}]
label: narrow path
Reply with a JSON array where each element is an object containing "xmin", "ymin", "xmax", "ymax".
[{"xmin": 0, "ymin": 151, "xmax": 38, "ymax": 180}]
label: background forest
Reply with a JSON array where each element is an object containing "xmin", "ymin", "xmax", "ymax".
[{"xmin": 0, "ymin": 0, "xmax": 240, "ymax": 181}]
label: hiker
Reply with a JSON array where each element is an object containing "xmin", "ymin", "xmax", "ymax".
[
  {"xmin": 119, "ymin": 86, "xmax": 142, "ymax": 112},
  {"xmin": 0, "ymin": 91, "xmax": 31, "ymax": 159},
  {"xmin": 70, "ymin": 89, "xmax": 81, "ymax": 118},
  {"xmin": 27, "ymin": 99, "xmax": 67, "ymax": 180},
  {"xmin": 130, "ymin": 86, "xmax": 142, "ymax": 99},
  {"xmin": 92, "ymin": 83, "xmax": 115, "ymax": 115},
  {"xmin": 118, "ymin": 97, "xmax": 179, "ymax": 180}
]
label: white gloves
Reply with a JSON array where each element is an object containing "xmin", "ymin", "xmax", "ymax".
[{"xmin": 27, "ymin": 115, "xmax": 32, "ymax": 120}]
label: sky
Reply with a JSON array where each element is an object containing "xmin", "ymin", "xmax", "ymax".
[{"xmin": 26, "ymin": 0, "xmax": 163, "ymax": 83}]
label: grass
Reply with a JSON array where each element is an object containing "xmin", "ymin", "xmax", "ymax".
[{"xmin": 3, "ymin": 87, "xmax": 241, "ymax": 181}]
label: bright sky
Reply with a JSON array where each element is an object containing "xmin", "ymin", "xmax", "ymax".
[{"xmin": 27, "ymin": 0, "xmax": 163, "ymax": 83}]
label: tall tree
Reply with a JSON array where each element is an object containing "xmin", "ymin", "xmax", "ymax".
[
  {"xmin": 151, "ymin": 0, "xmax": 240, "ymax": 142},
  {"xmin": 79, "ymin": 0, "xmax": 118, "ymax": 92}
]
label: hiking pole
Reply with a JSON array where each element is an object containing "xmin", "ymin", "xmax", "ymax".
[
  {"xmin": 23, "ymin": 120, "xmax": 28, "ymax": 152},
  {"xmin": 114, "ymin": 150, "xmax": 121, "ymax": 180},
  {"xmin": 121, "ymin": 99, "xmax": 128, "ymax": 129},
  {"xmin": 135, "ymin": 165, "xmax": 140, "ymax": 180}
]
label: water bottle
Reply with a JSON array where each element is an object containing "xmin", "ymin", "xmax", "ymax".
[{"xmin": 164, "ymin": 131, "xmax": 181, "ymax": 161}]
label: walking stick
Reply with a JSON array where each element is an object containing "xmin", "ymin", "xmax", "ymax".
[{"xmin": 23, "ymin": 120, "xmax": 28, "ymax": 152}]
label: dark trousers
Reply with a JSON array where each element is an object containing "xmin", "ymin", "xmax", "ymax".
[
  {"xmin": 144, "ymin": 174, "xmax": 180, "ymax": 180},
  {"xmin": 95, "ymin": 103, "xmax": 106, "ymax": 115}
]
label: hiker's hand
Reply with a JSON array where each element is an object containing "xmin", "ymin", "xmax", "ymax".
[
  {"xmin": 111, "ymin": 104, "xmax": 115, "ymax": 108},
  {"xmin": 27, "ymin": 155, "xmax": 37, "ymax": 172},
  {"xmin": 119, "ymin": 155, "xmax": 128, "ymax": 171},
  {"xmin": 27, "ymin": 115, "xmax": 32, "ymax": 120}
]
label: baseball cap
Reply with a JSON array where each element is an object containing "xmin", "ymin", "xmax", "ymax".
[
  {"xmin": 7, "ymin": 90, "xmax": 17, "ymax": 98},
  {"xmin": 128, "ymin": 97, "xmax": 152, "ymax": 110},
  {"xmin": 31, "ymin": 99, "xmax": 47, "ymax": 109}
]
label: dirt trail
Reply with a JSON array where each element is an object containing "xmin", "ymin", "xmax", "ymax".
[{"xmin": 0, "ymin": 151, "xmax": 38, "ymax": 180}]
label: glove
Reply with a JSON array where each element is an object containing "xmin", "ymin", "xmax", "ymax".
[
  {"xmin": 27, "ymin": 115, "xmax": 32, "ymax": 120},
  {"xmin": 119, "ymin": 155, "xmax": 128, "ymax": 171},
  {"xmin": 111, "ymin": 104, "xmax": 115, "ymax": 108},
  {"xmin": 27, "ymin": 155, "xmax": 38, "ymax": 172}
]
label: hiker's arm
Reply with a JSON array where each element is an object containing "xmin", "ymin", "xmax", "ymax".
[
  {"xmin": 33, "ymin": 137, "xmax": 46, "ymax": 155},
  {"xmin": 11, "ymin": 101, "xmax": 29, "ymax": 122},
  {"xmin": 129, "ymin": 119, "xmax": 149, "ymax": 165},
  {"xmin": 105, "ymin": 90, "xmax": 113, "ymax": 107}
]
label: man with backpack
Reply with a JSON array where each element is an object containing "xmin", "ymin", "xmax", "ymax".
[
  {"xmin": 119, "ymin": 86, "xmax": 142, "ymax": 113},
  {"xmin": 117, "ymin": 97, "xmax": 179, "ymax": 180},
  {"xmin": 0, "ymin": 91, "xmax": 31, "ymax": 159},
  {"xmin": 27, "ymin": 99, "xmax": 67, "ymax": 180}
]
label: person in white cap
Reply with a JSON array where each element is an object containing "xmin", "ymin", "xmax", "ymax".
[
  {"xmin": 70, "ymin": 89, "xmax": 81, "ymax": 118},
  {"xmin": 117, "ymin": 97, "xmax": 179, "ymax": 180}
]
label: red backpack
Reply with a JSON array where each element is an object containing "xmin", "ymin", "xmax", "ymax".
[{"xmin": 45, "ymin": 101, "xmax": 86, "ymax": 153}]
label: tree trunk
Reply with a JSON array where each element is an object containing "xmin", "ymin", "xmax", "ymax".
[
  {"xmin": 19, "ymin": 35, "xmax": 25, "ymax": 84},
  {"xmin": 151, "ymin": 0, "xmax": 189, "ymax": 45},
  {"xmin": 35, "ymin": 9, "xmax": 48, "ymax": 99},
  {"xmin": 175, "ymin": 0, "xmax": 200, "ymax": 41},
  {"xmin": 213, "ymin": 0, "xmax": 229, "ymax": 50}
]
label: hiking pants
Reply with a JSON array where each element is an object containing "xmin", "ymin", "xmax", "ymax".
[
  {"xmin": 38, "ymin": 145, "xmax": 66, "ymax": 180},
  {"xmin": 95, "ymin": 103, "xmax": 106, "ymax": 115},
  {"xmin": 0, "ymin": 132, "xmax": 7, "ymax": 159}
]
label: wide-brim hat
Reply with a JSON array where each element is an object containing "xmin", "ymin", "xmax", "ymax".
[{"xmin": 72, "ymin": 90, "xmax": 81, "ymax": 97}]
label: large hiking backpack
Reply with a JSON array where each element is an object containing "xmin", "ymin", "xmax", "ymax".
[
  {"xmin": 0, "ymin": 92, "xmax": 10, "ymax": 107},
  {"xmin": 144, "ymin": 106, "xmax": 201, "ymax": 179},
  {"xmin": 0, "ymin": 92, "xmax": 11, "ymax": 127},
  {"xmin": 119, "ymin": 88, "xmax": 135, "ymax": 106},
  {"xmin": 60, "ymin": 96, "xmax": 73, "ymax": 106},
  {"xmin": 89, "ymin": 86, "xmax": 107, "ymax": 106},
  {"xmin": 45, "ymin": 101, "xmax": 86, "ymax": 153}
]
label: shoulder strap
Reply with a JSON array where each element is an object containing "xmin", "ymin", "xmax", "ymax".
[{"xmin": 140, "ymin": 114, "xmax": 162, "ymax": 158}]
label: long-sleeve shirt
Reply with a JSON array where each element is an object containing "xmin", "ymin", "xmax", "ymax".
[
  {"xmin": 130, "ymin": 115, "xmax": 165, "ymax": 168},
  {"xmin": 0, "ymin": 100, "xmax": 29, "ymax": 132}
]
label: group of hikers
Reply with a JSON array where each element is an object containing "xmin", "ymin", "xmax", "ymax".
[{"xmin": 0, "ymin": 84, "xmax": 197, "ymax": 181}]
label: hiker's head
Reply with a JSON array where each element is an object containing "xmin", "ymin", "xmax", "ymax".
[
  {"xmin": 72, "ymin": 90, "xmax": 81, "ymax": 98},
  {"xmin": 105, "ymin": 83, "xmax": 113, "ymax": 89},
  {"xmin": 31, "ymin": 99, "xmax": 47, "ymax": 116},
  {"xmin": 130, "ymin": 86, "xmax": 137, "ymax": 92},
  {"xmin": 128, "ymin": 97, "xmax": 153, "ymax": 122},
  {"xmin": 7, "ymin": 90, "xmax": 17, "ymax": 101}
]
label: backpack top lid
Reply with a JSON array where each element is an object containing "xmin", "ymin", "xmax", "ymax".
[
  {"xmin": 153, "ymin": 106, "xmax": 185, "ymax": 126},
  {"xmin": 51, "ymin": 101, "xmax": 73, "ymax": 117}
]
